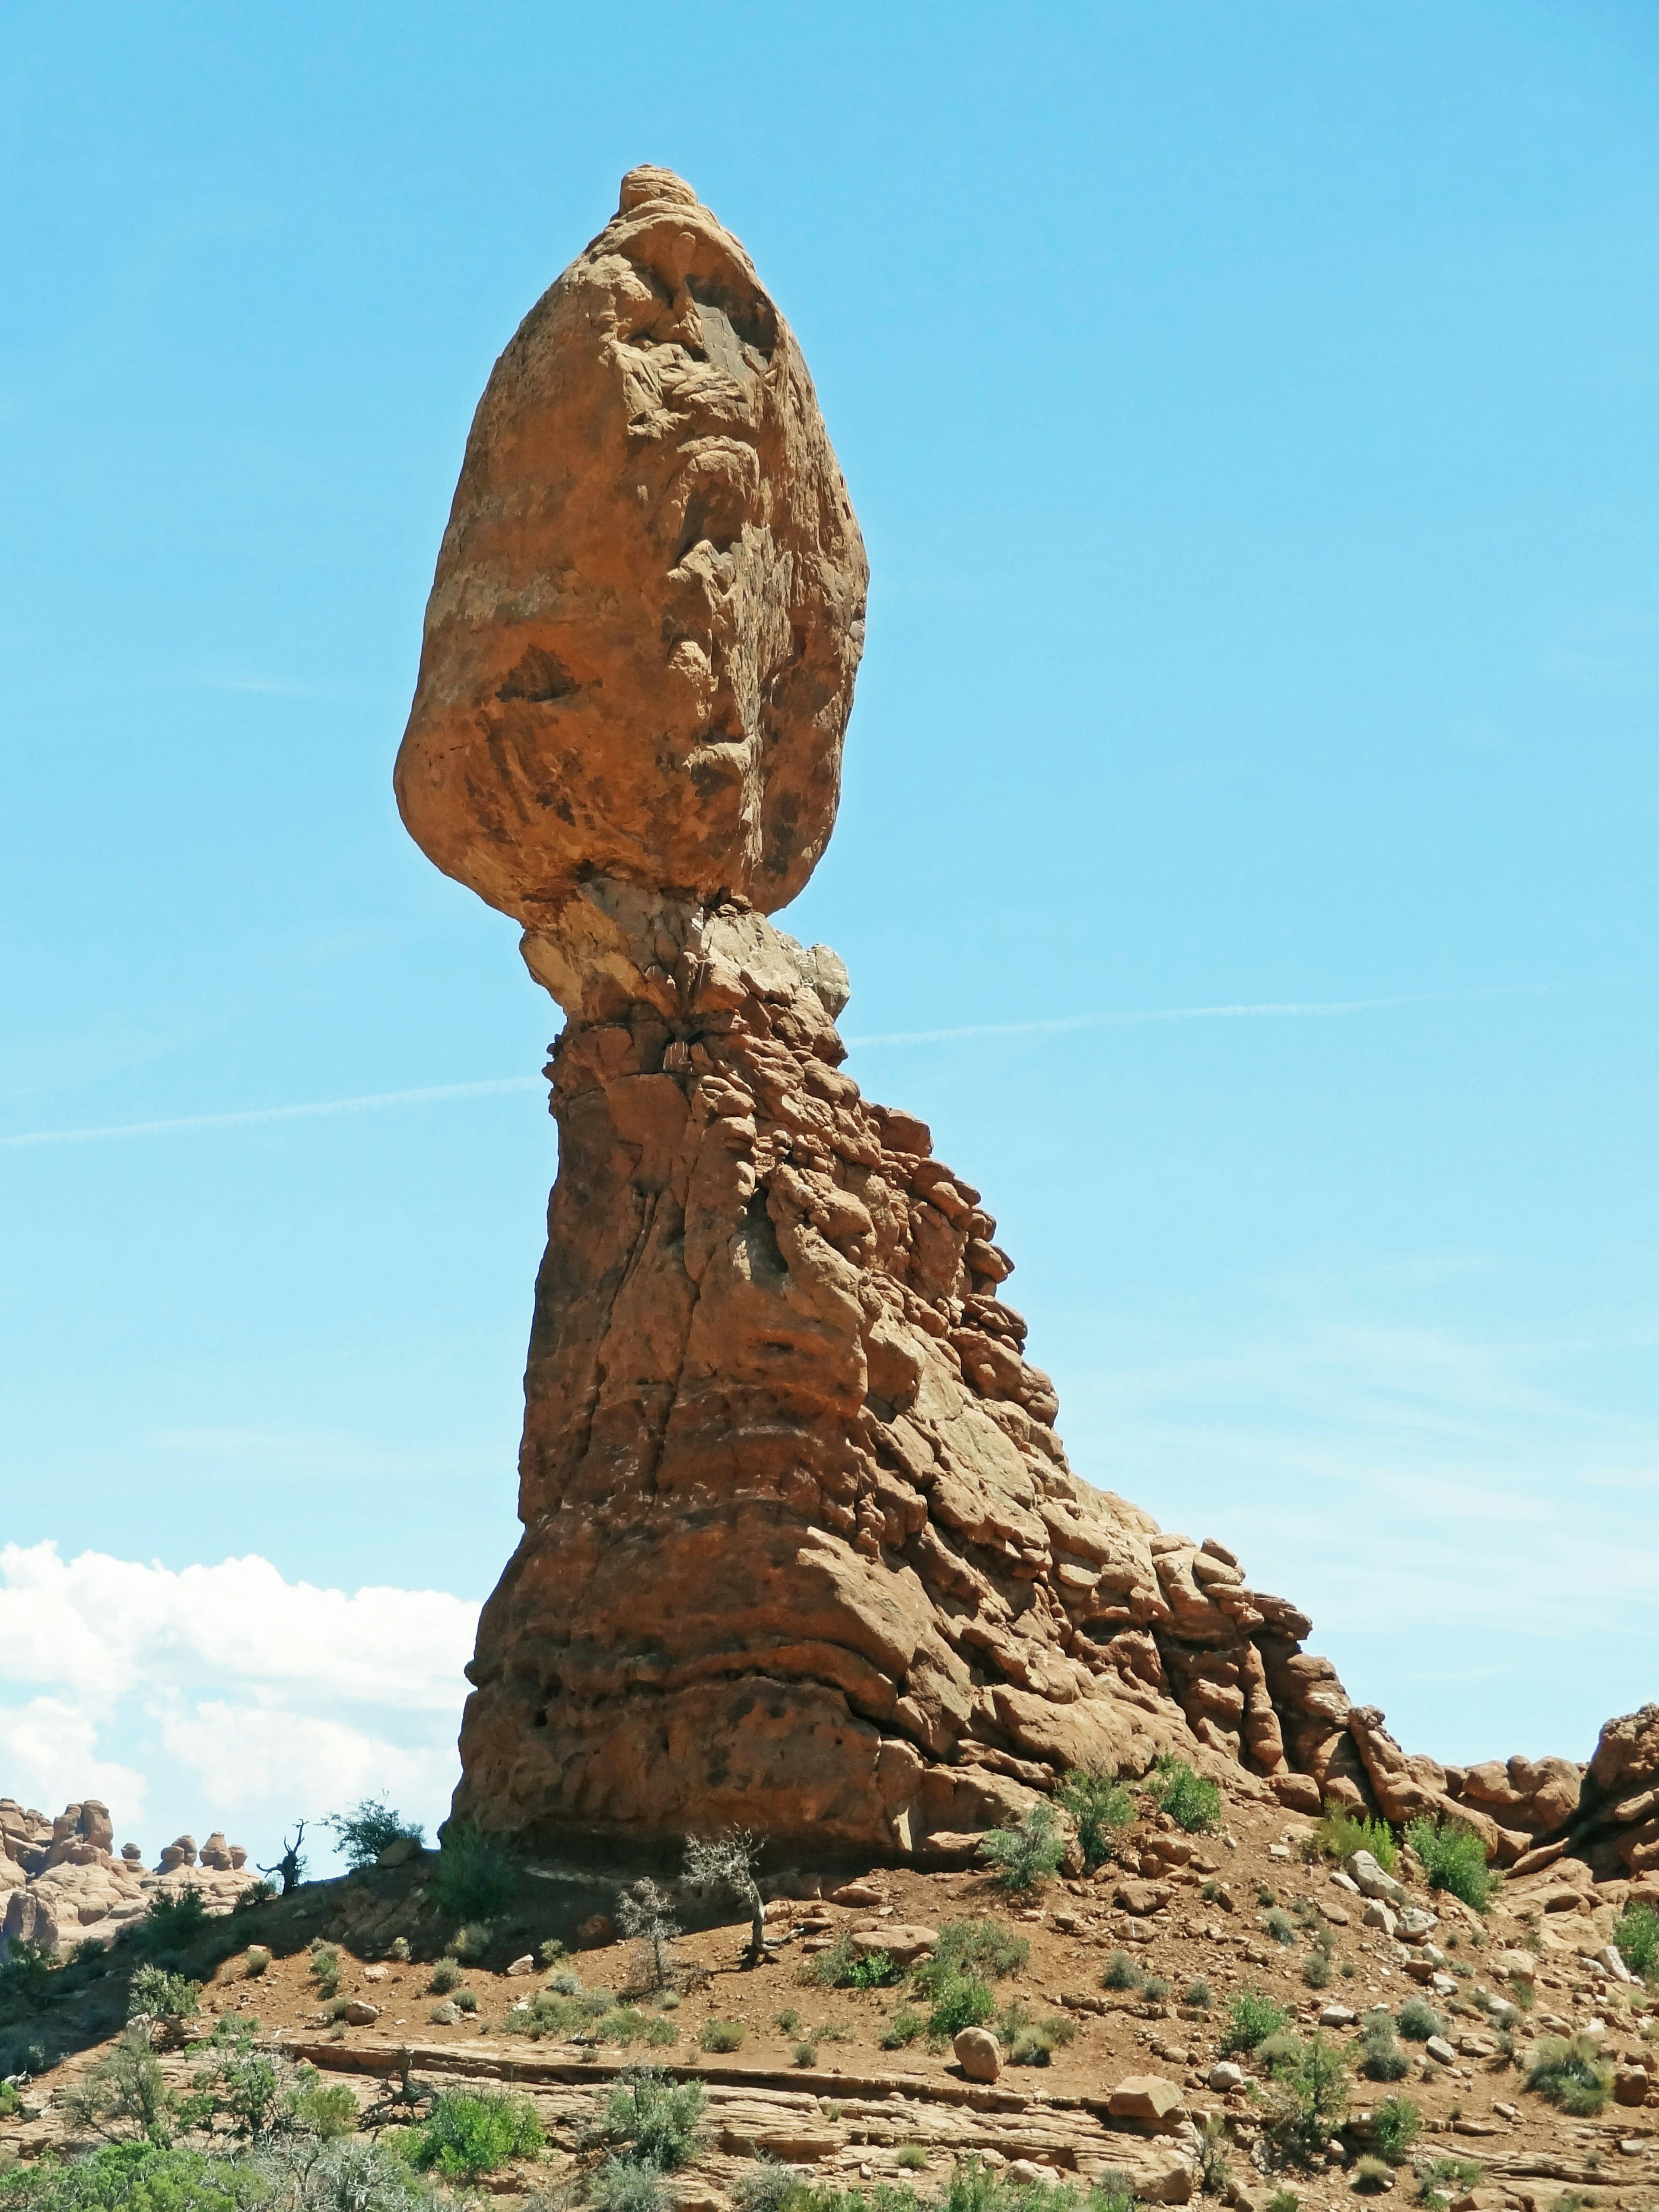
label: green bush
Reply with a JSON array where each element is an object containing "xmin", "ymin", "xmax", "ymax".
[
  {"xmin": 1613, "ymin": 1903, "xmax": 1659, "ymax": 1980},
  {"xmin": 1404, "ymin": 1818, "xmax": 1497, "ymax": 1913},
  {"xmin": 1103, "ymin": 1951, "xmax": 1143, "ymax": 1993},
  {"xmin": 914, "ymin": 1920, "xmax": 1029, "ymax": 1989},
  {"xmin": 1265, "ymin": 2193, "xmax": 1300, "ymax": 2212},
  {"xmin": 1149, "ymin": 1758, "xmax": 1221, "ymax": 1834},
  {"xmin": 806, "ymin": 1935, "xmax": 901, "ymax": 1990},
  {"xmin": 0, "ymin": 1945, "xmax": 53, "ymax": 2009},
  {"xmin": 1353, "ymin": 2158, "xmax": 1391, "ymax": 2195},
  {"xmin": 242, "ymin": 1948, "xmax": 270, "ymax": 1980},
  {"xmin": 1397, "ymin": 1998, "xmax": 1443, "ymax": 2044},
  {"xmin": 307, "ymin": 1944, "xmax": 341, "ymax": 1999},
  {"xmin": 977, "ymin": 1805, "xmax": 1065, "ymax": 1894},
  {"xmin": 896, "ymin": 2146, "xmax": 929, "ymax": 2171},
  {"xmin": 1255, "ymin": 2031, "xmax": 1306, "ymax": 2080},
  {"xmin": 432, "ymin": 1825, "xmax": 515, "ymax": 1920},
  {"xmin": 127, "ymin": 1966, "xmax": 201, "ymax": 2044},
  {"xmin": 590, "ymin": 2159, "xmax": 670, "ymax": 2212},
  {"xmin": 324, "ymin": 1799, "xmax": 424, "ymax": 1870},
  {"xmin": 700, "ymin": 2021, "xmax": 745, "ymax": 2053},
  {"xmin": 1370, "ymin": 2096, "xmax": 1421, "ymax": 2163},
  {"xmin": 1185, "ymin": 1976, "xmax": 1211, "ymax": 2008},
  {"xmin": 925, "ymin": 1974, "xmax": 995, "ymax": 2040},
  {"xmin": 0, "ymin": 2142, "xmax": 271, "ymax": 2212},
  {"xmin": 881, "ymin": 2009, "xmax": 925, "ymax": 2048},
  {"xmin": 1275, "ymin": 2033, "xmax": 1350, "ymax": 2165},
  {"xmin": 403, "ymin": 2088, "xmax": 541, "ymax": 2178},
  {"xmin": 1056, "ymin": 1765, "xmax": 1135, "ymax": 1867},
  {"xmin": 1220, "ymin": 1989, "xmax": 1289, "ymax": 2055},
  {"xmin": 994, "ymin": 1999, "xmax": 1076, "ymax": 2067},
  {"xmin": 427, "ymin": 1958, "xmax": 461, "ymax": 1994},
  {"xmin": 1360, "ymin": 2012, "xmax": 1411, "ymax": 2082},
  {"xmin": 1525, "ymin": 2036, "xmax": 1612, "ymax": 2117},
  {"xmin": 1312, "ymin": 1805, "xmax": 1397, "ymax": 1872},
  {"xmin": 139, "ymin": 1889, "xmax": 210, "ymax": 1958},
  {"xmin": 1301, "ymin": 1950, "xmax": 1332, "ymax": 1990},
  {"xmin": 1262, "ymin": 1909, "xmax": 1295, "ymax": 1946},
  {"xmin": 604, "ymin": 2068, "xmax": 706, "ymax": 2169}
]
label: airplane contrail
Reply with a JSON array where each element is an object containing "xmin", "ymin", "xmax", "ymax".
[
  {"xmin": 0, "ymin": 1077, "xmax": 540, "ymax": 1149},
  {"xmin": 0, "ymin": 989, "xmax": 1495, "ymax": 1147}
]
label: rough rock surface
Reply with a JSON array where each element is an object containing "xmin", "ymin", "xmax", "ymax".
[
  {"xmin": 404, "ymin": 170, "xmax": 1647, "ymax": 1875},
  {"xmin": 0, "ymin": 1799, "xmax": 256, "ymax": 1959},
  {"xmin": 394, "ymin": 164, "xmax": 867, "ymax": 928}
]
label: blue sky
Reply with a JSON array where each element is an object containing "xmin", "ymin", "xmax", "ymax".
[{"xmin": 3, "ymin": 1, "xmax": 1657, "ymax": 1868}]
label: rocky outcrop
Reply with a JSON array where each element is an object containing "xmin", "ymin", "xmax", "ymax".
[
  {"xmin": 1560, "ymin": 1704, "xmax": 1659, "ymax": 1878},
  {"xmin": 0, "ymin": 1800, "xmax": 256, "ymax": 1958},
  {"xmin": 400, "ymin": 168, "xmax": 1649, "ymax": 1876}
]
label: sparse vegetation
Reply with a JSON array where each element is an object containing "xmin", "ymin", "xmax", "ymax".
[
  {"xmin": 896, "ymin": 2145, "xmax": 930, "ymax": 2171},
  {"xmin": 139, "ymin": 1887, "xmax": 211, "ymax": 1959},
  {"xmin": 924, "ymin": 1973, "xmax": 995, "ymax": 2041},
  {"xmin": 914, "ymin": 1920, "xmax": 1030, "ymax": 1987},
  {"xmin": 307, "ymin": 1942, "xmax": 342, "ymax": 2000},
  {"xmin": 1371, "ymin": 2096, "xmax": 1421, "ymax": 2163},
  {"xmin": 1149, "ymin": 1757, "xmax": 1222, "ymax": 1834},
  {"xmin": 881, "ymin": 2008, "xmax": 926, "ymax": 2049},
  {"xmin": 1185, "ymin": 1975, "xmax": 1212, "ymax": 2009},
  {"xmin": 1056, "ymin": 1764, "xmax": 1135, "ymax": 1866},
  {"xmin": 401, "ymin": 2087, "xmax": 543, "ymax": 2177},
  {"xmin": 1360, "ymin": 2010, "xmax": 1411, "ymax": 2082},
  {"xmin": 807, "ymin": 1934, "xmax": 902, "ymax": 1990},
  {"xmin": 432, "ymin": 1823, "xmax": 515, "ymax": 1920},
  {"xmin": 993, "ymin": 1997, "xmax": 1078, "ymax": 2066},
  {"xmin": 1143, "ymin": 1976, "xmax": 1170, "ymax": 2002},
  {"xmin": 1262, "ymin": 1908, "xmax": 1295, "ymax": 1946},
  {"xmin": 603, "ymin": 2066, "xmax": 706, "ymax": 2169},
  {"xmin": 617, "ymin": 1878, "xmax": 681, "ymax": 1991},
  {"xmin": 700, "ymin": 2020, "xmax": 746, "ymax": 2053},
  {"xmin": 1404, "ymin": 1817, "xmax": 1497, "ymax": 1913},
  {"xmin": 1311, "ymin": 1804, "xmax": 1398, "ymax": 1872},
  {"xmin": 1103, "ymin": 1951, "xmax": 1143, "ymax": 1993},
  {"xmin": 323, "ymin": 1798, "xmax": 424, "ymax": 1869},
  {"xmin": 684, "ymin": 1830, "xmax": 767, "ymax": 1955},
  {"xmin": 978, "ymin": 1804, "xmax": 1066, "ymax": 1894},
  {"xmin": 127, "ymin": 1966, "xmax": 201, "ymax": 2048},
  {"xmin": 1220, "ymin": 1988, "xmax": 1289, "ymax": 2055},
  {"xmin": 428, "ymin": 1957, "xmax": 461, "ymax": 1994},
  {"xmin": 1525, "ymin": 2036, "xmax": 1612, "ymax": 2116},
  {"xmin": 1613, "ymin": 1902, "xmax": 1659, "ymax": 1980},
  {"xmin": 1396, "ymin": 1997, "xmax": 1444, "ymax": 2044},
  {"xmin": 1353, "ymin": 2158, "xmax": 1391, "ymax": 2194},
  {"xmin": 242, "ymin": 1946, "xmax": 270, "ymax": 1979}
]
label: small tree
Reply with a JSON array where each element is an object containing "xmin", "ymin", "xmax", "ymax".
[
  {"xmin": 683, "ymin": 1831, "xmax": 766, "ymax": 1957},
  {"xmin": 978, "ymin": 1803, "xmax": 1065, "ymax": 1894},
  {"xmin": 324, "ymin": 1799, "xmax": 424, "ymax": 1869},
  {"xmin": 617, "ymin": 1877, "xmax": 681, "ymax": 1991},
  {"xmin": 257, "ymin": 1821, "xmax": 308, "ymax": 1896},
  {"xmin": 1057, "ymin": 1764, "xmax": 1135, "ymax": 1867}
]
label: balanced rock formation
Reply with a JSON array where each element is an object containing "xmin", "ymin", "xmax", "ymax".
[
  {"xmin": 0, "ymin": 1799, "xmax": 255, "ymax": 1959},
  {"xmin": 400, "ymin": 170, "xmax": 1648, "ymax": 1875}
]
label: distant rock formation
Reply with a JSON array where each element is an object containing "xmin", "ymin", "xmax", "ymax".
[
  {"xmin": 396, "ymin": 168, "xmax": 1651, "ymax": 1878},
  {"xmin": 0, "ymin": 1799, "xmax": 255, "ymax": 1958}
]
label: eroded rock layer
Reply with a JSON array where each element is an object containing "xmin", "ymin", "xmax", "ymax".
[{"xmin": 451, "ymin": 887, "xmax": 1486, "ymax": 1861}]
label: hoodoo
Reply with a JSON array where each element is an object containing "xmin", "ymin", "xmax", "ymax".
[{"xmin": 396, "ymin": 171, "xmax": 1652, "ymax": 1878}]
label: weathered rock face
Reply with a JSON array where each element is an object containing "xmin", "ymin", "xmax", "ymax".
[
  {"xmin": 395, "ymin": 165, "xmax": 867, "ymax": 928},
  {"xmin": 414, "ymin": 171, "xmax": 1642, "ymax": 1874},
  {"xmin": 0, "ymin": 1799, "xmax": 255, "ymax": 1959},
  {"xmin": 446, "ymin": 883, "xmax": 1392, "ymax": 1859}
]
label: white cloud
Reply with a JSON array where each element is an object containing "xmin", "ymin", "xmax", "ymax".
[{"xmin": 0, "ymin": 1544, "xmax": 478, "ymax": 1866}]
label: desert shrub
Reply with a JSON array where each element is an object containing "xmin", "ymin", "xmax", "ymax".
[
  {"xmin": 1613, "ymin": 1903, "xmax": 1659, "ymax": 1980},
  {"xmin": 451, "ymin": 1990, "xmax": 478, "ymax": 2015},
  {"xmin": 700, "ymin": 2021, "xmax": 745, "ymax": 2054},
  {"xmin": 432, "ymin": 1825, "xmax": 515, "ymax": 1920},
  {"xmin": 881, "ymin": 2009, "xmax": 925, "ymax": 2049},
  {"xmin": 427, "ymin": 1958, "xmax": 461, "ymax": 1995},
  {"xmin": 0, "ymin": 1946, "xmax": 53, "ymax": 2009},
  {"xmin": 324, "ymin": 1799, "xmax": 424, "ymax": 1870},
  {"xmin": 1262, "ymin": 1909, "xmax": 1295, "ymax": 1946},
  {"xmin": 403, "ymin": 2088, "xmax": 541, "ymax": 2177},
  {"xmin": 806, "ymin": 1935, "xmax": 900, "ymax": 1990},
  {"xmin": 308, "ymin": 1944, "xmax": 342, "ymax": 1999},
  {"xmin": 1143, "ymin": 1975, "xmax": 1170, "ymax": 2002},
  {"xmin": 1312, "ymin": 1804, "xmax": 1398, "ymax": 1872},
  {"xmin": 451, "ymin": 1922, "xmax": 492, "ymax": 1961},
  {"xmin": 1220, "ymin": 1989, "xmax": 1288, "ymax": 2055},
  {"xmin": 977, "ymin": 1805, "xmax": 1065, "ymax": 1894},
  {"xmin": 1415, "ymin": 2158, "xmax": 1482, "ymax": 2209},
  {"xmin": 896, "ymin": 2146, "xmax": 929, "ymax": 2171},
  {"xmin": 1056, "ymin": 1765, "xmax": 1135, "ymax": 1867},
  {"xmin": 0, "ymin": 2143, "xmax": 273, "ymax": 2212},
  {"xmin": 1525, "ymin": 2036, "xmax": 1612, "ymax": 2117},
  {"xmin": 1103, "ymin": 1951, "xmax": 1143, "ymax": 1993},
  {"xmin": 127, "ymin": 1966, "xmax": 201, "ymax": 2047},
  {"xmin": 1360, "ymin": 2012, "xmax": 1411, "ymax": 2082},
  {"xmin": 1371, "ymin": 2096, "xmax": 1421, "ymax": 2163},
  {"xmin": 1185, "ymin": 1975, "xmax": 1212, "ymax": 2009},
  {"xmin": 590, "ymin": 2159, "xmax": 670, "ymax": 2212},
  {"xmin": 1397, "ymin": 1997, "xmax": 1443, "ymax": 2044},
  {"xmin": 1404, "ymin": 1818, "xmax": 1497, "ymax": 1913},
  {"xmin": 1353, "ymin": 2159, "xmax": 1391, "ymax": 2194},
  {"xmin": 604, "ymin": 2068, "xmax": 706, "ymax": 2169},
  {"xmin": 1149, "ymin": 1757, "xmax": 1221, "ymax": 1834},
  {"xmin": 1271, "ymin": 2033, "xmax": 1349, "ymax": 2165},
  {"xmin": 0, "ymin": 2084, "xmax": 20, "ymax": 2120},
  {"xmin": 925, "ymin": 1974, "xmax": 995, "ymax": 2040},
  {"xmin": 793, "ymin": 2041, "xmax": 820, "ymax": 2067},
  {"xmin": 242, "ymin": 1948, "xmax": 270, "ymax": 1980},
  {"xmin": 995, "ymin": 1999, "xmax": 1077, "ymax": 2067},
  {"xmin": 1302, "ymin": 1950, "xmax": 1332, "ymax": 1991},
  {"xmin": 388, "ymin": 1937, "xmax": 411, "ymax": 1964},
  {"xmin": 1255, "ymin": 2031, "xmax": 1306, "ymax": 2079},
  {"xmin": 59, "ymin": 2031, "xmax": 182, "ymax": 2146},
  {"xmin": 1265, "ymin": 2194, "xmax": 1300, "ymax": 2212},
  {"xmin": 139, "ymin": 1888, "xmax": 210, "ymax": 1958},
  {"xmin": 915, "ymin": 1920, "xmax": 1030, "ymax": 1988},
  {"xmin": 617, "ymin": 1878, "xmax": 681, "ymax": 1993}
]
